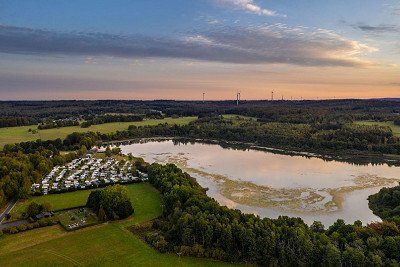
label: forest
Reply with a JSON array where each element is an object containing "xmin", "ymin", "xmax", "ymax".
[
  {"xmin": 7, "ymin": 115, "xmax": 399, "ymax": 156},
  {"xmin": 145, "ymin": 163, "xmax": 400, "ymax": 265},
  {"xmin": 0, "ymin": 148, "xmax": 80, "ymax": 206},
  {"xmin": 0, "ymin": 99, "xmax": 399, "ymax": 127},
  {"xmin": 80, "ymin": 114, "xmax": 144, "ymax": 128},
  {"xmin": 369, "ymin": 185, "xmax": 400, "ymax": 224},
  {"xmin": 1, "ymin": 102, "xmax": 400, "ymax": 265}
]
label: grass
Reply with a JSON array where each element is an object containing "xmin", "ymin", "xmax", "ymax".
[
  {"xmin": 0, "ymin": 183, "xmax": 234, "ymax": 266},
  {"xmin": 0, "ymin": 116, "xmax": 196, "ymax": 149},
  {"xmin": 222, "ymin": 114, "xmax": 256, "ymax": 121},
  {"xmin": 11, "ymin": 190, "xmax": 93, "ymax": 220},
  {"xmin": 354, "ymin": 120, "xmax": 400, "ymax": 137},
  {"xmin": 11, "ymin": 183, "xmax": 162, "ymax": 221}
]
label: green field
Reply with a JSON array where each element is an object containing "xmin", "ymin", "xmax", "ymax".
[
  {"xmin": 0, "ymin": 183, "xmax": 233, "ymax": 266},
  {"xmin": 11, "ymin": 190, "xmax": 93, "ymax": 220},
  {"xmin": 354, "ymin": 120, "xmax": 400, "ymax": 137},
  {"xmin": 0, "ymin": 116, "xmax": 196, "ymax": 149},
  {"xmin": 222, "ymin": 114, "xmax": 256, "ymax": 121}
]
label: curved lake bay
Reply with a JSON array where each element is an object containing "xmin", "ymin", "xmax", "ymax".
[{"xmin": 120, "ymin": 140, "xmax": 400, "ymax": 226}]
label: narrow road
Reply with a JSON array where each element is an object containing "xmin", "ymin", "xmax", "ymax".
[
  {"xmin": 0, "ymin": 219, "xmax": 28, "ymax": 230},
  {"xmin": 0, "ymin": 199, "xmax": 17, "ymax": 224}
]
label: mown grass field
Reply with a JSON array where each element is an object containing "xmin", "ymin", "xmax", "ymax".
[
  {"xmin": 0, "ymin": 116, "xmax": 196, "ymax": 149},
  {"xmin": 0, "ymin": 183, "xmax": 233, "ymax": 266},
  {"xmin": 11, "ymin": 183, "xmax": 163, "ymax": 221},
  {"xmin": 11, "ymin": 190, "xmax": 92, "ymax": 220},
  {"xmin": 354, "ymin": 120, "xmax": 400, "ymax": 137}
]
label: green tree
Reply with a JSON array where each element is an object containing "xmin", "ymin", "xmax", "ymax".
[
  {"xmin": 105, "ymin": 146, "xmax": 112, "ymax": 157},
  {"xmin": 78, "ymin": 145, "xmax": 88, "ymax": 156},
  {"xmin": 26, "ymin": 202, "xmax": 42, "ymax": 218},
  {"xmin": 86, "ymin": 185, "xmax": 133, "ymax": 220}
]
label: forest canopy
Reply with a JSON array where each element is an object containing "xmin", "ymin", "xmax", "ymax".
[
  {"xmin": 369, "ymin": 184, "xmax": 400, "ymax": 224},
  {"xmin": 86, "ymin": 185, "xmax": 134, "ymax": 221}
]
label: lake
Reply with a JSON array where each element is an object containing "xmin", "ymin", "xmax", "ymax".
[{"xmin": 120, "ymin": 139, "xmax": 400, "ymax": 226}]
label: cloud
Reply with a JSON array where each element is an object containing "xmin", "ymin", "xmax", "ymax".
[
  {"xmin": 213, "ymin": 0, "xmax": 283, "ymax": 17},
  {"xmin": 353, "ymin": 23, "xmax": 399, "ymax": 34},
  {"xmin": 0, "ymin": 24, "xmax": 376, "ymax": 67}
]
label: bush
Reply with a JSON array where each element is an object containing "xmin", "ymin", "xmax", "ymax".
[
  {"xmin": 26, "ymin": 201, "xmax": 53, "ymax": 219},
  {"xmin": 38, "ymin": 219, "xmax": 48, "ymax": 227},
  {"xmin": 17, "ymin": 224, "xmax": 27, "ymax": 232},
  {"xmin": 9, "ymin": 227, "xmax": 18, "ymax": 234}
]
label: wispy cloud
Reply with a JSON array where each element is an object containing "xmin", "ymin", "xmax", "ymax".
[
  {"xmin": 0, "ymin": 25, "xmax": 376, "ymax": 67},
  {"xmin": 353, "ymin": 23, "xmax": 399, "ymax": 34},
  {"xmin": 213, "ymin": 0, "xmax": 283, "ymax": 17}
]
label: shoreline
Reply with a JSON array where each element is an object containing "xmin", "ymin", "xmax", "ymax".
[{"xmin": 102, "ymin": 136, "xmax": 400, "ymax": 167}]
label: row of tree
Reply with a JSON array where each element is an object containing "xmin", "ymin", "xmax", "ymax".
[
  {"xmin": 145, "ymin": 163, "xmax": 400, "ymax": 265},
  {"xmin": 80, "ymin": 114, "xmax": 144, "ymax": 128},
  {"xmin": 0, "ymin": 117, "xmax": 38, "ymax": 128},
  {"xmin": 38, "ymin": 119, "xmax": 79, "ymax": 130}
]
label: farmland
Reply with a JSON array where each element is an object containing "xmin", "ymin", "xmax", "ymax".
[
  {"xmin": 0, "ymin": 116, "xmax": 196, "ymax": 149},
  {"xmin": 354, "ymin": 120, "xmax": 400, "ymax": 137},
  {"xmin": 0, "ymin": 183, "xmax": 233, "ymax": 266}
]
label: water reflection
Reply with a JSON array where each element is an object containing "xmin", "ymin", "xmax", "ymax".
[{"xmin": 120, "ymin": 140, "xmax": 400, "ymax": 226}]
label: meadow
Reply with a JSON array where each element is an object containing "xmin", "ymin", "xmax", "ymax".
[
  {"xmin": 354, "ymin": 120, "xmax": 400, "ymax": 137},
  {"xmin": 0, "ymin": 183, "xmax": 233, "ymax": 266},
  {"xmin": 0, "ymin": 116, "xmax": 196, "ymax": 149},
  {"xmin": 11, "ymin": 190, "xmax": 93, "ymax": 220}
]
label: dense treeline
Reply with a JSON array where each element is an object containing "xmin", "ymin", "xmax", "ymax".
[
  {"xmin": 228, "ymin": 100, "xmax": 400, "ymax": 124},
  {"xmin": 1, "ymin": 99, "xmax": 399, "ymax": 128},
  {"xmin": 5, "ymin": 115, "xmax": 400, "ymax": 158},
  {"xmin": 369, "ymin": 185, "xmax": 400, "ymax": 224},
  {"xmin": 0, "ymin": 117, "xmax": 38, "ymax": 128},
  {"xmin": 0, "ymin": 150, "xmax": 78, "ymax": 206},
  {"xmin": 81, "ymin": 114, "xmax": 144, "ymax": 128},
  {"xmin": 38, "ymin": 119, "xmax": 79, "ymax": 130},
  {"xmin": 3, "ymin": 132, "xmax": 101, "ymax": 154},
  {"xmin": 145, "ymin": 163, "xmax": 400, "ymax": 265}
]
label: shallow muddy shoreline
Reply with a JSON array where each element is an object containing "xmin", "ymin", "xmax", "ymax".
[{"xmin": 119, "ymin": 139, "xmax": 400, "ymax": 225}]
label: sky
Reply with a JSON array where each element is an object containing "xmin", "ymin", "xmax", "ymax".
[{"xmin": 0, "ymin": 0, "xmax": 399, "ymax": 100}]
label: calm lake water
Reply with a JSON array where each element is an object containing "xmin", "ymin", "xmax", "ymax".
[{"xmin": 120, "ymin": 140, "xmax": 400, "ymax": 226}]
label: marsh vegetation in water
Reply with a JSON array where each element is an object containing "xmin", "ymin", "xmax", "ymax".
[{"xmin": 120, "ymin": 140, "xmax": 400, "ymax": 226}]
